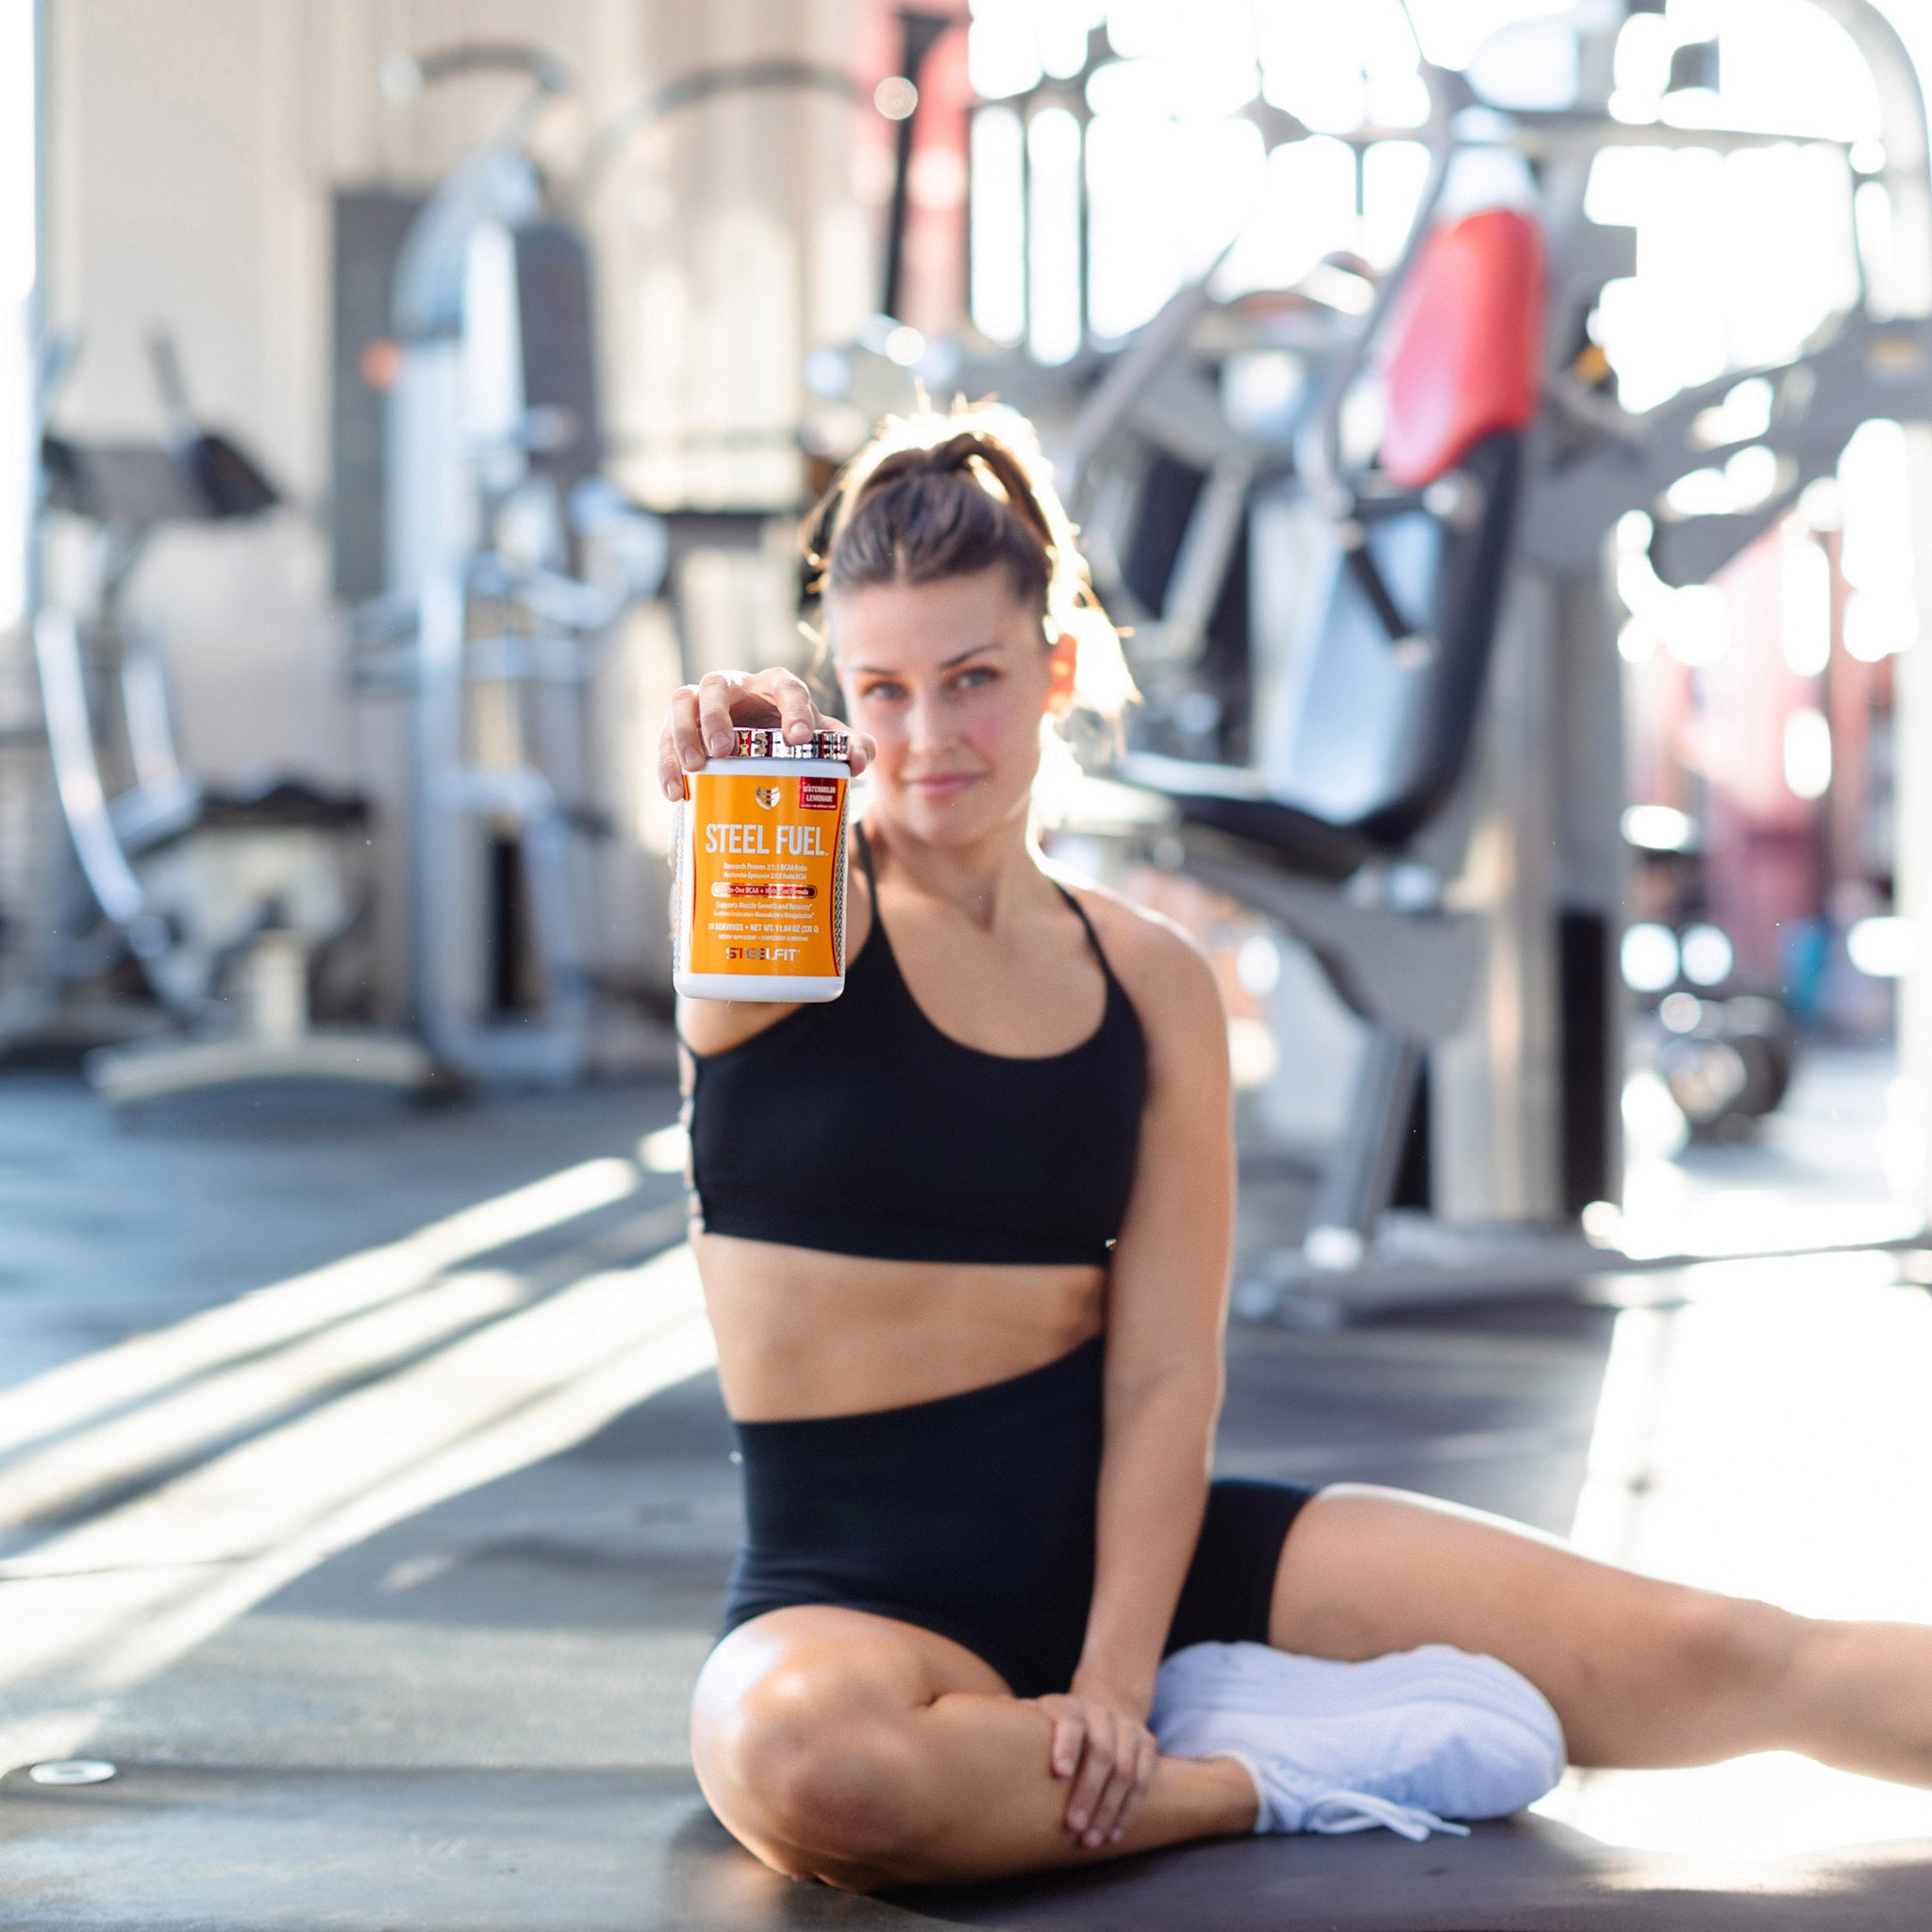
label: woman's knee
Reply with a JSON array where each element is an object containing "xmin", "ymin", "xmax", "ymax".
[
  {"xmin": 1661, "ymin": 1591, "xmax": 1800, "ymax": 1702},
  {"xmin": 708, "ymin": 1665, "xmax": 925, "ymax": 1874},
  {"xmin": 1602, "ymin": 1589, "xmax": 1806, "ymax": 1763}
]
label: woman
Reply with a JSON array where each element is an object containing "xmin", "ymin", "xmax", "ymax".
[{"xmin": 663, "ymin": 405, "xmax": 1932, "ymax": 1893}]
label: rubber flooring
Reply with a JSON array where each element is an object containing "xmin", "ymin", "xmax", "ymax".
[
  {"xmin": 2, "ymin": 1062, "xmax": 1930, "ymax": 1926},
  {"xmin": 8, "ymin": 1762, "xmax": 1932, "ymax": 1932}
]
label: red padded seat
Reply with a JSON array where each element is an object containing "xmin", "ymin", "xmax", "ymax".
[{"xmin": 1378, "ymin": 208, "xmax": 1546, "ymax": 490}]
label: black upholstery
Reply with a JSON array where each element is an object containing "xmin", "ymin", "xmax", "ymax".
[
  {"xmin": 41, "ymin": 432, "xmax": 277, "ymax": 527},
  {"xmin": 120, "ymin": 777, "xmax": 370, "ymax": 858},
  {"xmin": 1154, "ymin": 431, "xmax": 1521, "ymax": 869},
  {"xmin": 1157, "ymin": 793, "xmax": 1376, "ymax": 882},
  {"xmin": 515, "ymin": 221, "xmax": 604, "ymax": 500}
]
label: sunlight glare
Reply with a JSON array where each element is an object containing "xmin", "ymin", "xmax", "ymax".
[
  {"xmin": 0, "ymin": 1158, "xmax": 640, "ymax": 1461},
  {"xmin": 1544, "ymin": 1258, "xmax": 1932, "ymax": 1856}
]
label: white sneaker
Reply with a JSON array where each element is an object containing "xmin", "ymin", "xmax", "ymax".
[{"xmin": 1151, "ymin": 1641, "xmax": 1566, "ymax": 1842}]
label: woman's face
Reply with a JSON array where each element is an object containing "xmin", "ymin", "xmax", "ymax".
[{"xmin": 832, "ymin": 566, "xmax": 1073, "ymax": 848}]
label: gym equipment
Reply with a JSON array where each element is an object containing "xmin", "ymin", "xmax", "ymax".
[
  {"xmin": 1113, "ymin": 190, "xmax": 1542, "ymax": 1274},
  {"xmin": 14, "ymin": 336, "xmax": 436, "ymax": 1106},
  {"xmin": 350, "ymin": 44, "xmax": 669, "ymax": 1087},
  {"xmin": 1034, "ymin": 0, "xmax": 1932, "ymax": 1311},
  {"xmin": 1621, "ymin": 821, "xmax": 1797, "ymax": 1141},
  {"xmin": 1652, "ymin": 993, "xmax": 1797, "ymax": 1142}
]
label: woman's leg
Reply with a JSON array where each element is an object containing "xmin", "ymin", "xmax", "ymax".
[
  {"xmin": 691, "ymin": 1605, "xmax": 1256, "ymax": 1890},
  {"xmin": 1271, "ymin": 1484, "xmax": 1932, "ymax": 1786}
]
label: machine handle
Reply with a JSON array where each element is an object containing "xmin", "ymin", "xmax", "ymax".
[
  {"xmin": 382, "ymin": 42, "xmax": 573, "ymax": 102},
  {"xmin": 31, "ymin": 608, "xmax": 150, "ymax": 928},
  {"xmin": 1339, "ymin": 540, "xmax": 1430, "ymax": 665},
  {"xmin": 574, "ymin": 61, "xmax": 867, "ymax": 212}
]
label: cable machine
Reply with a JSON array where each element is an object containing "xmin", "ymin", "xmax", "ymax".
[{"xmin": 352, "ymin": 33, "xmax": 942, "ymax": 1086}]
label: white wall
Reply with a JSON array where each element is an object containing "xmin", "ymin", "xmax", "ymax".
[{"xmin": 48, "ymin": 0, "xmax": 336, "ymax": 784}]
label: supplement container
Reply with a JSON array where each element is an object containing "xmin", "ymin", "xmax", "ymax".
[{"xmin": 673, "ymin": 726, "xmax": 851, "ymax": 1002}]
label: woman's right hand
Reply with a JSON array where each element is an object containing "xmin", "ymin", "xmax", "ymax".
[{"xmin": 658, "ymin": 668, "xmax": 873, "ymax": 801}]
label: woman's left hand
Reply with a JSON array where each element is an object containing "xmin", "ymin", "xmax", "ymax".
[{"xmin": 1029, "ymin": 1684, "xmax": 1159, "ymax": 1848}]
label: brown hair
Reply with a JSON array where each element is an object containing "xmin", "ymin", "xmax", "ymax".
[{"xmin": 802, "ymin": 400, "xmax": 1136, "ymax": 725}]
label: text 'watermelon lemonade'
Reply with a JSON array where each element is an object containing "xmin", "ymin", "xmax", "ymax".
[{"xmin": 673, "ymin": 727, "xmax": 852, "ymax": 1002}]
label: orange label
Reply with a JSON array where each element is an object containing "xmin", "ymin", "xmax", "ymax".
[{"xmin": 681, "ymin": 771, "xmax": 847, "ymax": 978}]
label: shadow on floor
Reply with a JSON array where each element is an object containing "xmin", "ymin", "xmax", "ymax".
[
  {"xmin": 8, "ymin": 1764, "xmax": 1929, "ymax": 1932},
  {"xmin": 673, "ymin": 1803, "xmax": 1932, "ymax": 1932}
]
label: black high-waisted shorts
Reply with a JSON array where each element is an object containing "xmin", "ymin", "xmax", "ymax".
[{"xmin": 719, "ymin": 1337, "xmax": 1317, "ymax": 1698}]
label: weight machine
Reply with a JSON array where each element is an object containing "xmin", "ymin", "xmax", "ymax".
[
  {"xmin": 7, "ymin": 336, "xmax": 436, "ymax": 1106},
  {"xmin": 348, "ymin": 44, "xmax": 670, "ymax": 1087},
  {"xmin": 1035, "ymin": 0, "xmax": 1932, "ymax": 1314}
]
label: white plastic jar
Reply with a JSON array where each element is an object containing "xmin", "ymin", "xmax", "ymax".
[{"xmin": 672, "ymin": 727, "xmax": 852, "ymax": 1003}]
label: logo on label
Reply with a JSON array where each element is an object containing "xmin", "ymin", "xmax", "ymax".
[{"xmin": 755, "ymin": 787, "xmax": 780, "ymax": 808}]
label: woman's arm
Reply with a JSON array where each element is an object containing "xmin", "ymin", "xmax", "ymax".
[
  {"xmin": 1080, "ymin": 919, "xmax": 1234, "ymax": 1697},
  {"xmin": 1036, "ymin": 906, "xmax": 1236, "ymax": 1845},
  {"xmin": 658, "ymin": 666, "xmax": 874, "ymax": 1055}
]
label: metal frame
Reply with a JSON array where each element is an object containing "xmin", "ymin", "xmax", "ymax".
[
  {"xmin": 1048, "ymin": 0, "xmax": 1932, "ymax": 1316},
  {"xmin": 20, "ymin": 446, "xmax": 437, "ymax": 1106}
]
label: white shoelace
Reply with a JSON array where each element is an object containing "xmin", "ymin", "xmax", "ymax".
[
  {"xmin": 1302, "ymin": 1789, "xmax": 1470, "ymax": 1842},
  {"xmin": 1224, "ymin": 1749, "xmax": 1473, "ymax": 1841}
]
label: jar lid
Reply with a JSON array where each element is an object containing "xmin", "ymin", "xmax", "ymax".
[{"xmin": 725, "ymin": 726, "xmax": 850, "ymax": 761}]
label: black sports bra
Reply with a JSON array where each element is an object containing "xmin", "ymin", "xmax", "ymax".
[{"xmin": 685, "ymin": 825, "xmax": 1147, "ymax": 1266}]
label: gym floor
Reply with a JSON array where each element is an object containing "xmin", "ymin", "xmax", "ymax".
[{"xmin": 1, "ymin": 1051, "xmax": 1930, "ymax": 1929}]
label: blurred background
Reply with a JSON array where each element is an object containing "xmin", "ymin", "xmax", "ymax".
[
  {"xmin": 0, "ymin": 0, "xmax": 1924, "ymax": 1205},
  {"xmin": 6, "ymin": 0, "xmax": 1932, "ymax": 1260},
  {"xmin": 8, "ymin": 2, "xmax": 1932, "ymax": 1920}
]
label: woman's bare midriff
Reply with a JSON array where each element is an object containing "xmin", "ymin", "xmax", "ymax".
[{"xmin": 695, "ymin": 1230, "xmax": 1107, "ymax": 1421}]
